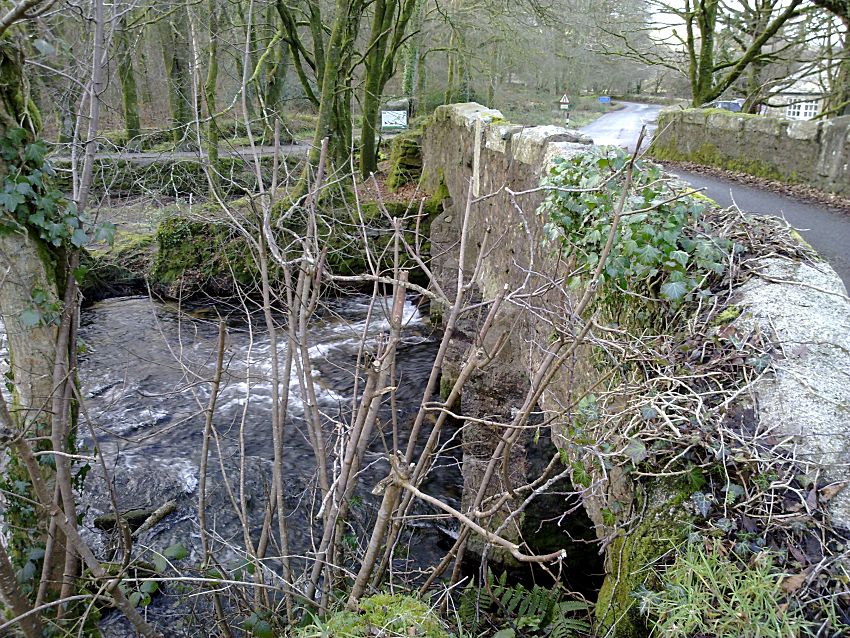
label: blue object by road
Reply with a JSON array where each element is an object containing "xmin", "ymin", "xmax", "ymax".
[
  {"xmin": 703, "ymin": 99, "xmax": 744, "ymax": 112},
  {"xmin": 599, "ymin": 96, "xmax": 611, "ymax": 104}
]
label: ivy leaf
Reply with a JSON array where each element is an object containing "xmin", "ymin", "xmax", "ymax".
[
  {"xmin": 5, "ymin": 128, "xmax": 25, "ymax": 146},
  {"xmin": 20, "ymin": 309, "xmax": 41, "ymax": 328},
  {"xmin": 691, "ymin": 492, "xmax": 714, "ymax": 518},
  {"xmin": 725, "ymin": 483, "xmax": 746, "ymax": 504},
  {"xmin": 164, "ymin": 543, "xmax": 188, "ymax": 560},
  {"xmin": 695, "ymin": 240, "xmax": 719, "ymax": 261},
  {"xmin": 624, "ymin": 439, "xmax": 648, "ymax": 465},
  {"xmin": 94, "ymin": 222, "xmax": 116, "ymax": 245},
  {"xmin": 28, "ymin": 211, "xmax": 45, "ymax": 227},
  {"xmin": 713, "ymin": 517, "xmax": 735, "ymax": 533},
  {"xmin": 670, "ymin": 250, "xmax": 689, "ymax": 267},
  {"xmin": 33, "ymin": 38, "xmax": 55, "ymax": 56},
  {"xmin": 0, "ymin": 190, "xmax": 25, "ymax": 211},
  {"xmin": 27, "ymin": 547, "xmax": 45, "ymax": 561},
  {"xmin": 640, "ymin": 405, "xmax": 658, "ymax": 421},
  {"xmin": 14, "ymin": 181, "xmax": 33, "ymax": 196},
  {"xmin": 70, "ymin": 228, "xmax": 88, "ymax": 247},
  {"xmin": 140, "ymin": 580, "xmax": 158, "ymax": 594},
  {"xmin": 250, "ymin": 620, "xmax": 274, "ymax": 638},
  {"xmin": 21, "ymin": 560, "xmax": 37, "ymax": 582},
  {"xmin": 73, "ymin": 266, "xmax": 89, "ymax": 283},
  {"xmin": 660, "ymin": 279, "xmax": 688, "ymax": 301},
  {"xmin": 152, "ymin": 555, "xmax": 167, "ymax": 574},
  {"xmin": 636, "ymin": 243, "xmax": 660, "ymax": 264}
]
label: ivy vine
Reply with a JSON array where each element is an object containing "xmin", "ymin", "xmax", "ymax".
[
  {"xmin": 0, "ymin": 127, "xmax": 114, "ymax": 248},
  {"xmin": 538, "ymin": 146, "xmax": 733, "ymax": 307}
]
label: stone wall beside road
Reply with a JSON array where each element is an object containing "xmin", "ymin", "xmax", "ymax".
[
  {"xmin": 425, "ymin": 102, "xmax": 850, "ymax": 637},
  {"xmin": 649, "ymin": 108, "xmax": 850, "ymax": 196}
]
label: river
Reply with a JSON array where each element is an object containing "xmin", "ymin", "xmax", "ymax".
[{"xmin": 2, "ymin": 294, "xmax": 463, "ymax": 635}]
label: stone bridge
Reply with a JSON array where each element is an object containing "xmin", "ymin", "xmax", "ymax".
[{"xmin": 422, "ymin": 103, "xmax": 850, "ymax": 635}]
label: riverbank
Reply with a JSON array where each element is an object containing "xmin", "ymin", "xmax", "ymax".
[{"xmin": 82, "ymin": 172, "xmax": 441, "ymax": 302}]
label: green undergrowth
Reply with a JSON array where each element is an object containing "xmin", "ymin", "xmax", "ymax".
[
  {"xmin": 490, "ymin": 85, "xmax": 623, "ymax": 129},
  {"xmin": 538, "ymin": 146, "xmax": 847, "ymax": 636},
  {"xmin": 637, "ymin": 539, "xmax": 818, "ymax": 638},
  {"xmin": 539, "ymin": 145, "xmax": 732, "ymax": 321},
  {"xmin": 294, "ymin": 579, "xmax": 591, "ymax": 638},
  {"xmin": 297, "ymin": 594, "xmax": 449, "ymax": 638},
  {"xmin": 458, "ymin": 571, "xmax": 591, "ymax": 638}
]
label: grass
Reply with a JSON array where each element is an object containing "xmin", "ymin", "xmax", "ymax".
[
  {"xmin": 636, "ymin": 539, "xmax": 817, "ymax": 638},
  {"xmin": 490, "ymin": 85, "xmax": 623, "ymax": 129},
  {"xmin": 296, "ymin": 594, "xmax": 449, "ymax": 638}
]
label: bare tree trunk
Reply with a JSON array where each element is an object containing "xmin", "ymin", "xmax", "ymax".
[
  {"xmin": 0, "ymin": 41, "xmax": 66, "ymax": 596},
  {"xmin": 0, "ymin": 540, "xmax": 43, "ymax": 637},
  {"xmin": 263, "ymin": 5, "xmax": 290, "ymax": 141},
  {"xmin": 825, "ymin": 17, "xmax": 850, "ymax": 116},
  {"xmin": 157, "ymin": 5, "xmax": 193, "ymax": 146},
  {"xmin": 205, "ymin": 0, "xmax": 220, "ymax": 173},
  {"xmin": 359, "ymin": 0, "xmax": 393, "ymax": 178},
  {"xmin": 302, "ymin": 0, "xmax": 348, "ymax": 185},
  {"xmin": 116, "ymin": 13, "xmax": 141, "ymax": 146}
]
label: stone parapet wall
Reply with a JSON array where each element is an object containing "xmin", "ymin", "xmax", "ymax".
[
  {"xmin": 423, "ymin": 103, "xmax": 596, "ymax": 565},
  {"xmin": 649, "ymin": 108, "xmax": 850, "ymax": 196},
  {"xmin": 424, "ymin": 102, "xmax": 850, "ymax": 636}
]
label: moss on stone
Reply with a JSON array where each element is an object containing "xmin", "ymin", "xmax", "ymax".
[
  {"xmin": 150, "ymin": 216, "xmax": 262, "ymax": 297},
  {"xmin": 710, "ymin": 305, "xmax": 742, "ymax": 327},
  {"xmin": 595, "ymin": 494, "xmax": 691, "ymax": 637},
  {"xmin": 649, "ymin": 138, "xmax": 787, "ymax": 182},
  {"xmin": 648, "ymin": 111, "xmax": 809, "ymax": 187},
  {"xmin": 789, "ymin": 229, "xmax": 815, "ymax": 252},
  {"xmin": 426, "ymin": 168, "xmax": 450, "ymax": 216},
  {"xmin": 688, "ymin": 191, "xmax": 718, "ymax": 207},
  {"xmin": 301, "ymin": 593, "xmax": 449, "ymax": 638},
  {"xmin": 386, "ymin": 129, "xmax": 424, "ymax": 192},
  {"xmin": 147, "ymin": 193, "xmax": 436, "ymax": 298},
  {"xmin": 701, "ymin": 107, "xmax": 762, "ymax": 120}
]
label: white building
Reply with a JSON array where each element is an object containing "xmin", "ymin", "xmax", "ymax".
[{"xmin": 765, "ymin": 79, "xmax": 824, "ymax": 121}]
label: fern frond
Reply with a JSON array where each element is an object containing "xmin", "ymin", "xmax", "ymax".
[{"xmin": 550, "ymin": 615, "xmax": 591, "ymax": 638}]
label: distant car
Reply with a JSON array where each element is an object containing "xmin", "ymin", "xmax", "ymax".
[{"xmin": 703, "ymin": 99, "xmax": 744, "ymax": 113}]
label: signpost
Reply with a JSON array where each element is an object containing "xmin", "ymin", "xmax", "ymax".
[
  {"xmin": 599, "ymin": 96, "xmax": 611, "ymax": 105},
  {"xmin": 381, "ymin": 110, "xmax": 408, "ymax": 132},
  {"xmin": 559, "ymin": 94, "xmax": 571, "ymax": 126}
]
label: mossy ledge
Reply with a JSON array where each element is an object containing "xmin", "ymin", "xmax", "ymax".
[
  {"xmin": 83, "ymin": 195, "xmax": 442, "ymax": 302},
  {"xmin": 646, "ymin": 108, "xmax": 849, "ymax": 195}
]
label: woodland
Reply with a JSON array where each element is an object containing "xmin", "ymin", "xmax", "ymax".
[{"xmin": 0, "ymin": 0, "xmax": 849, "ymax": 637}]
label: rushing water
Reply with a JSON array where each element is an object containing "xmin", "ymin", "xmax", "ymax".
[
  {"xmin": 3, "ymin": 294, "xmax": 463, "ymax": 634},
  {"xmin": 75, "ymin": 294, "xmax": 462, "ymax": 528},
  {"xmin": 78, "ymin": 296, "xmax": 441, "ymax": 481}
]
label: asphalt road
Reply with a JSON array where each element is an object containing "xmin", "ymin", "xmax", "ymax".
[
  {"xmin": 581, "ymin": 102, "xmax": 850, "ymax": 288},
  {"xmin": 580, "ymin": 101, "xmax": 661, "ymax": 152}
]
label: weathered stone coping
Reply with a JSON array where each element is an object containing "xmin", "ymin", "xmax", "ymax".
[{"xmin": 649, "ymin": 108, "xmax": 850, "ymax": 197}]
